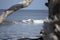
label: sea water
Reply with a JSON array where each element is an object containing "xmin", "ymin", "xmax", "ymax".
[{"xmin": 0, "ymin": 10, "xmax": 48, "ymax": 40}]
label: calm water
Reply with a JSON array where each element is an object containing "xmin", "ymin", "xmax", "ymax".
[{"xmin": 0, "ymin": 10, "xmax": 48, "ymax": 40}]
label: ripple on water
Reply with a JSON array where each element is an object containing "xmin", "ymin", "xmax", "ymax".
[{"xmin": 0, "ymin": 20, "xmax": 43, "ymax": 40}]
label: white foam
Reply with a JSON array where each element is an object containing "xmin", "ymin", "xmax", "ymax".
[
  {"xmin": 33, "ymin": 20, "xmax": 44, "ymax": 24},
  {"xmin": 20, "ymin": 19, "xmax": 44, "ymax": 24}
]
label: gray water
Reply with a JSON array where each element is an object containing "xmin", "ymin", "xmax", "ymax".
[{"xmin": 0, "ymin": 10, "xmax": 48, "ymax": 40}]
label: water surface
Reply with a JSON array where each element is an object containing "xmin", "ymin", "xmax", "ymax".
[{"xmin": 0, "ymin": 10, "xmax": 48, "ymax": 40}]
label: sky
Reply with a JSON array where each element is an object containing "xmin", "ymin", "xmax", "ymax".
[{"xmin": 0, "ymin": 0, "xmax": 48, "ymax": 10}]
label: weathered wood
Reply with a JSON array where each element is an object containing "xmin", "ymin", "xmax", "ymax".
[
  {"xmin": 41, "ymin": 0, "xmax": 60, "ymax": 40},
  {"xmin": 0, "ymin": 0, "xmax": 32, "ymax": 24}
]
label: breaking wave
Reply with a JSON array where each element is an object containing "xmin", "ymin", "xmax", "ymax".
[
  {"xmin": 0, "ymin": 19, "xmax": 45, "ymax": 25},
  {"xmin": 14, "ymin": 19, "xmax": 45, "ymax": 24}
]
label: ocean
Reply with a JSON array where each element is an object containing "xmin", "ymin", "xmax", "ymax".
[{"xmin": 0, "ymin": 10, "xmax": 48, "ymax": 40}]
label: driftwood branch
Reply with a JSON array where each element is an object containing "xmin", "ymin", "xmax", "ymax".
[
  {"xmin": 41, "ymin": 0, "xmax": 60, "ymax": 40},
  {"xmin": 0, "ymin": 0, "xmax": 32, "ymax": 23}
]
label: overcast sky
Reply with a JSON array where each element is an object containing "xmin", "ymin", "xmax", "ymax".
[{"xmin": 0, "ymin": 0, "xmax": 48, "ymax": 10}]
